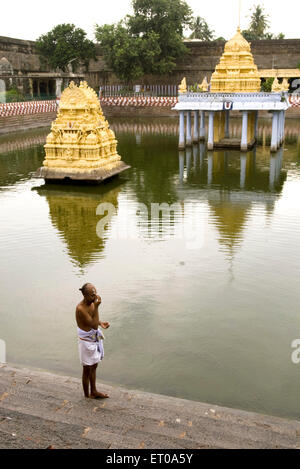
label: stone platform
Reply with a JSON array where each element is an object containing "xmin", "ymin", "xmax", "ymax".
[
  {"xmin": 1, "ymin": 365, "xmax": 300, "ymax": 449},
  {"xmin": 35, "ymin": 161, "xmax": 130, "ymax": 184},
  {"xmin": 213, "ymin": 137, "xmax": 256, "ymax": 149}
]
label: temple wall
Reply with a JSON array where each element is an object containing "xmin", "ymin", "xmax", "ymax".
[{"xmin": 0, "ymin": 36, "xmax": 300, "ymax": 92}]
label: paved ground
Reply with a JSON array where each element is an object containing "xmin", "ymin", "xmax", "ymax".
[{"xmin": 1, "ymin": 364, "xmax": 300, "ymax": 449}]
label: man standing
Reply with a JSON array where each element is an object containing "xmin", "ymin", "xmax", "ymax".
[{"xmin": 76, "ymin": 283, "xmax": 110, "ymax": 399}]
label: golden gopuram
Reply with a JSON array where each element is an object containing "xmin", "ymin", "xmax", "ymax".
[
  {"xmin": 210, "ymin": 27, "xmax": 261, "ymax": 93},
  {"xmin": 36, "ymin": 81, "xmax": 130, "ymax": 183},
  {"xmin": 174, "ymin": 27, "xmax": 290, "ymax": 152}
]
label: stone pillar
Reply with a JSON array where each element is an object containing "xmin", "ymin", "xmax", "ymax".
[
  {"xmin": 241, "ymin": 111, "xmax": 248, "ymax": 152},
  {"xmin": 278, "ymin": 111, "xmax": 282, "ymax": 145},
  {"xmin": 207, "ymin": 111, "xmax": 215, "ymax": 151},
  {"xmin": 271, "ymin": 111, "xmax": 279, "ymax": 152},
  {"xmin": 225, "ymin": 110, "xmax": 230, "ymax": 138},
  {"xmin": 199, "ymin": 111, "xmax": 206, "ymax": 140},
  {"xmin": 282, "ymin": 111, "xmax": 286, "ymax": 144},
  {"xmin": 186, "ymin": 111, "xmax": 192, "ymax": 147},
  {"xmin": 179, "ymin": 111, "xmax": 185, "ymax": 150},
  {"xmin": 193, "ymin": 111, "xmax": 199, "ymax": 143},
  {"xmin": 28, "ymin": 78, "xmax": 33, "ymax": 99},
  {"xmin": 279, "ymin": 111, "xmax": 285, "ymax": 145},
  {"xmin": 56, "ymin": 78, "xmax": 63, "ymax": 98},
  {"xmin": 0, "ymin": 79, "xmax": 5, "ymax": 103}
]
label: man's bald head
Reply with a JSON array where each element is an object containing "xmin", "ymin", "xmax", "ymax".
[
  {"xmin": 79, "ymin": 283, "xmax": 96, "ymax": 296},
  {"xmin": 79, "ymin": 283, "xmax": 97, "ymax": 304}
]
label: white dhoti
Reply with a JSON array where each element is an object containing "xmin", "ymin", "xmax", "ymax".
[{"xmin": 77, "ymin": 327, "xmax": 105, "ymax": 367}]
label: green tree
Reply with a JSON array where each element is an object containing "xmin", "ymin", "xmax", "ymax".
[
  {"xmin": 128, "ymin": 0, "xmax": 192, "ymax": 74},
  {"xmin": 261, "ymin": 77, "xmax": 274, "ymax": 92},
  {"xmin": 189, "ymin": 16, "xmax": 215, "ymax": 41},
  {"xmin": 95, "ymin": 0, "xmax": 192, "ymax": 80},
  {"xmin": 95, "ymin": 22, "xmax": 160, "ymax": 82},
  {"xmin": 242, "ymin": 4, "xmax": 285, "ymax": 40},
  {"xmin": 36, "ymin": 24, "xmax": 96, "ymax": 72}
]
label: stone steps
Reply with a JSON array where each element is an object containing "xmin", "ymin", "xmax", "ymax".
[
  {"xmin": 1, "ymin": 365, "xmax": 300, "ymax": 449},
  {"xmin": 0, "ymin": 113, "xmax": 56, "ymax": 134}
]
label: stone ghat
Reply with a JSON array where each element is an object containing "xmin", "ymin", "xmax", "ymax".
[{"xmin": 1, "ymin": 364, "xmax": 300, "ymax": 449}]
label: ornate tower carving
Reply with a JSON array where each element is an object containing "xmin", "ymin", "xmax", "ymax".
[
  {"xmin": 36, "ymin": 81, "xmax": 130, "ymax": 182},
  {"xmin": 210, "ymin": 28, "xmax": 261, "ymax": 93}
]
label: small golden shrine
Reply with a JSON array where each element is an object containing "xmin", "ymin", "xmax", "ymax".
[
  {"xmin": 178, "ymin": 77, "xmax": 187, "ymax": 94},
  {"xmin": 210, "ymin": 27, "xmax": 261, "ymax": 93},
  {"xmin": 36, "ymin": 81, "xmax": 130, "ymax": 183}
]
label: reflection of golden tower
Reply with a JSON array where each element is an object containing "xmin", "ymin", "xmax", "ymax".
[
  {"xmin": 210, "ymin": 27, "xmax": 261, "ymax": 93},
  {"xmin": 36, "ymin": 81, "xmax": 130, "ymax": 183},
  {"xmin": 209, "ymin": 199, "xmax": 251, "ymax": 256},
  {"xmin": 37, "ymin": 183, "xmax": 121, "ymax": 269}
]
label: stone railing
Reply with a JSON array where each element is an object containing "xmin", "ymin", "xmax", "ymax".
[
  {"xmin": 100, "ymin": 96, "xmax": 178, "ymax": 107},
  {"xmin": 178, "ymin": 92, "xmax": 284, "ymax": 103}
]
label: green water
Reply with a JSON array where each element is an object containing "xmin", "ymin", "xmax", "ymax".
[{"xmin": 0, "ymin": 118, "xmax": 300, "ymax": 420}]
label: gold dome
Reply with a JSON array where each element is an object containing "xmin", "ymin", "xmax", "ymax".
[
  {"xmin": 224, "ymin": 27, "xmax": 251, "ymax": 53},
  {"xmin": 210, "ymin": 27, "xmax": 261, "ymax": 93}
]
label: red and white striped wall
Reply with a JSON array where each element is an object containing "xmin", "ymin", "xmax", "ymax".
[
  {"xmin": 1, "ymin": 95, "xmax": 300, "ymax": 117},
  {"xmin": 0, "ymin": 100, "xmax": 58, "ymax": 117}
]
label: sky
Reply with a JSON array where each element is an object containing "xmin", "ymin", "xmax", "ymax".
[{"xmin": 1, "ymin": 0, "xmax": 300, "ymax": 41}]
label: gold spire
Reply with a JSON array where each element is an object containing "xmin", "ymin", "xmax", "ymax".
[{"xmin": 210, "ymin": 28, "xmax": 261, "ymax": 93}]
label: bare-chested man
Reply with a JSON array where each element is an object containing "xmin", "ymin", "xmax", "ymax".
[{"xmin": 76, "ymin": 283, "xmax": 110, "ymax": 399}]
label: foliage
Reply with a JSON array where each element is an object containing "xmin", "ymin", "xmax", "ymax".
[
  {"xmin": 4, "ymin": 86, "xmax": 25, "ymax": 102},
  {"xmin": 96, "ymin": 22, "xmax": 144, "ymax": 82},
  {"xmin": 189, "ymin": 83, "xmax": 199, "ymax": 92},
  {"xmin": 242, "ymin": 4, "xmax": 285, "ymax": 40},
  {"xmin": 36, "ymin": 24, "xmax": 96, "ymax": 72},
  {"xmin": 95, "ymin": 0, "xmax": 192, "ymax": 81},
  {"xmin": 189, "ymin": 16, "xmax": 215, "ymax": 41},
  {"xmin": 260, "ymin": 77, "xmax": 274, "ymax": 92}
]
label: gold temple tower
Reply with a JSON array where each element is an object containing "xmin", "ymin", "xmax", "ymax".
[
  {"xmin": 36, "ymin": 81, "xmax": 130, "ymax": 183},
  {"xmin": 210, "ymin": 27, "xmax": 261, "ymax": 93}
]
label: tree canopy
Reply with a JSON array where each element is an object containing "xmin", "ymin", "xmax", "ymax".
[
  {"xmin": 95, "ymin": 0, "xmax": 192, "ymax": 82},
  {"xmin": 242, "ymin": 4, "xmax": 285, "ymax": 41},
  {"xmin": 36, "ymin": 24, "xmax": 96, "ymax": 72},
  {"xmin": 189, "ymin": 16, "xmax": 215, "ymax": 41}
]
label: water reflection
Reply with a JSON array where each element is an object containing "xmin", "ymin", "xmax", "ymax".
[
  {"xmin": 1, "ymin": 122, "xmax": 300, "ymax": 419},
  {"xmin": 0, "ymin": 145, "xmax": 44, "ymax": 188},
  {"xmin": 177, "ymin": 146, "xmax": 287, "ymax": 259},
  {"xmin": 35, "ymin": 181, "xmax": 123, "ymax": 270},
  {"xmin": 179, "ymin": 144, "xmax": 286, "ymax": 193}
]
